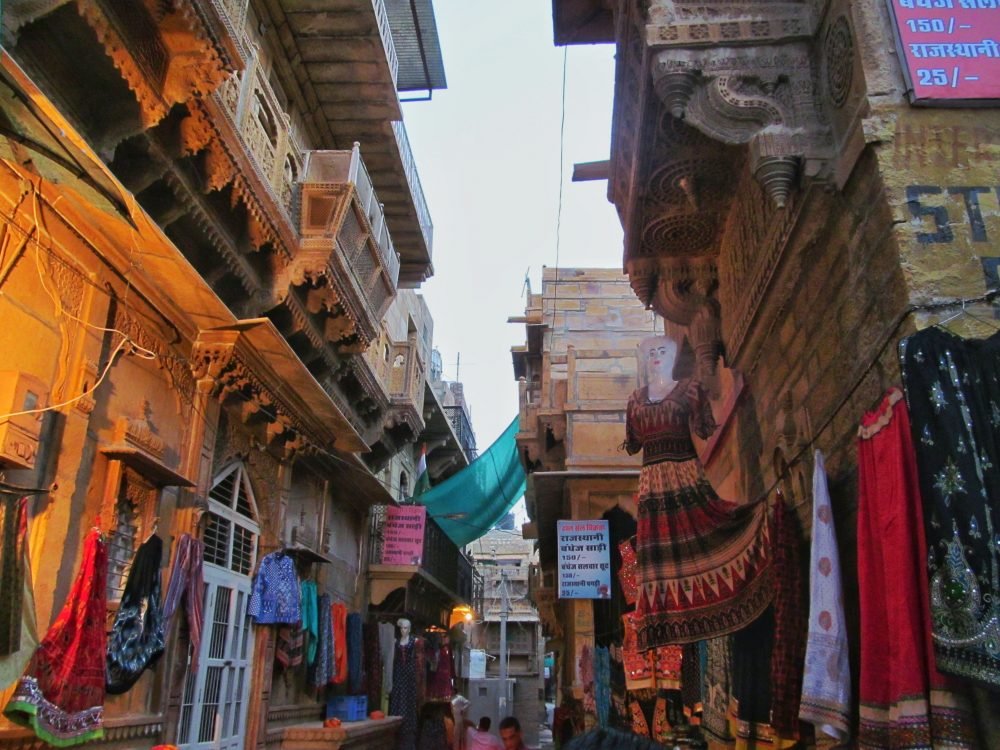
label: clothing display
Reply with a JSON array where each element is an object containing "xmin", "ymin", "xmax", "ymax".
[
  {"xmin": 768, "ymin": 491, "xmax": 806, "ymax": 737},
  {"xmin": 701, "ymin": 636, "xmax": 733, "ymax": 744},
  {"xmin": 379, "ymin": 622, "xmax": 396, "ymax": 708},
  {"xmin": 312, "ymin": 594, "xmax": 333, "ymax": 688},
  {"xmin": 857, "ymin": 388, "xmax": 976, "ymax": 749},
  {"xmin": 617, "ymin": 539, "xmax": 638, "ymax": 606},
  {"xmin": 426, "ymin": 640, "xmax": 455, "ymax": 700},
  {"xmin": 0, "ymin": 497, "xmax": 36, "ymax": 694},
  {"xmin": 901, "ymin": 326, "xmax": 1000, "ymax": 689},
  {"xmin": 161, "ymin": 533, "xmax": 204, "ymax": 672},
  {"xmin": 301, "ymin": 580, "xmax": 318, "ymax": 666},
  {"xmin": 364, "ymin": 622, "xmax": 383, "ymax": 714},
  {"xmin": 248, "ymin": 551, "xmax": 300, "ymax": 625},
  {"xmin": 331, "ymin": 601, "xmax": 348, "ymax": 684},
  {"xmin": 347, "ymin": 612, "xmax": 364, "ymax": 693},
  {"xmin": 275, "ymin": 626, "xmax": 304, "ymax": 669},
  {"xmin": 4, "ymin": 528, "xmax": 107, "ymax": 746},
  {"xmin": 389, "ymin": 637, "xmax": 425, "ymax": 750},
  {"xmin": 799, "ymin": 450, "xmax": 850, "ymax": 741},
  {"xmin": 106, "ymin": 534, "xmax": 166, "ymax": 694},
  {"xmin": 624, "ymin": 379, "xmax": 772, "ymax": 648},
  {"xmin": 595, "ymin": 645, "xmax": 611, "ymax": 728}
]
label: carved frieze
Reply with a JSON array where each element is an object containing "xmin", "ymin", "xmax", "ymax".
[
  {"xmin": 75, "ymin": 0, "xmax": 237, "ymax": 129},
  {"xmin": 191, "ymin": 334, "xmax": 324, "ymax": 460}
]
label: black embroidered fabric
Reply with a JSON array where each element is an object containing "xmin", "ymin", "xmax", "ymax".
[
  {"xmin": 105, "ymin": 534, "xmax": 165, "ymax": 694},
  {"xmin": 901, "ymin": 326, "xmax": 1000, "ymax": 690}
]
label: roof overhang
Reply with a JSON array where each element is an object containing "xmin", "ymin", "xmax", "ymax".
[
  {"xmin": 386, "ymin": 0, "xmax": 447, "ymax": 93},
  {"xmin": 552, "ymin": 0, "xmax": 615, "ymax": 46}
]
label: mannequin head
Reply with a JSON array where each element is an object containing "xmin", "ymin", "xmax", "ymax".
[
  {"xmin": 638, "ymin": 335, "xmax": 678, "ymax": 389},
  {"xmin": 397, "ymin": 617, "xmax": 412, "ymax": 643}
]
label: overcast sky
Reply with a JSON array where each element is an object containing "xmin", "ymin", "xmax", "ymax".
[{"xmin": 402, "ymin": 1, "xmax": 624, "ymax": 456}]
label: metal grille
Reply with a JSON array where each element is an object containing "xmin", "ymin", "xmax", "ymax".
[
  {"xmin": 106, "ymin": 496, "xmax": 139, "ymax": 601},
  {"xmin": 199, "ymin": 666, "xmax": 224, "ymax": 742},
  {"xmin": 203, "ymin": 513, "xmax": 231, "ymax": 568},
  {"xmin": 231, "ymin": 525, "xmax": 255, "ymax": 575}
]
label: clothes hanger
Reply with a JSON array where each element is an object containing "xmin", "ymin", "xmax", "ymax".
[{"xmin": 936, "ymin": 297, "xmax": 1000, "ymax": 332}]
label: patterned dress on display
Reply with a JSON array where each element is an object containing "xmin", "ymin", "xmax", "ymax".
[
  {"xmin": 624, "ymin": 380, "xmax": 772, "ymax": 648},
  {"xmin": 901, "ymin": 327, "xmax": 1000, "ymax": 689},
  {"xmin": 0, "ymin": 496, "xmax": 36, "ymax": 696},
  {"xmin": 4, "ymin": 528, "xmax": 107, "ymax": 746},
  {"xmin": 390, "ymin": 638, "xmax": 425, "ymax": 750}
]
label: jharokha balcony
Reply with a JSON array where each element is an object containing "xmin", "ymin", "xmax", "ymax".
[{"xmin": 366, "ymin": 505, "xmax": 480, "ymax": 626}]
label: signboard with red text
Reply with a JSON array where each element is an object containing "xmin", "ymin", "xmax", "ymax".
[
  {"xmin": 381, "ymin": 505, "xmax": 426, "ymax": 565},
  {"xmin": 886, "ymin": 0, "xmax": 1000, "ymax": 104}
]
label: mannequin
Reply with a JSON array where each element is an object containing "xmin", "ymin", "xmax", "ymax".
[
  {"xmin": 624, "ymin": 335, "xmax": 772, "ymax": 649},
  {"xmin": 389, "ymin": 618, "xmax": 425, "ymax": 750}
]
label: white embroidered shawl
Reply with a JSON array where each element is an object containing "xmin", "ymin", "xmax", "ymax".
[{"xmin": 799, "ymin": 450, "xmax": 851, "ymax": 740}]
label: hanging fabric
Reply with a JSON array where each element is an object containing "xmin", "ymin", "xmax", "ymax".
[
  {"xmin": 300, "ymin": 580, "xmax": 318, "ymax": 666},
  {"xmin": 901, "ymin": 327, "xmax": 1000, "ymax": 689},
  {"xmin": 275, "ymin": 626, "xmax": 304, "ymax": 669},
  {"xmin": 594, "ymin": 645, "xmax": 611, "ymax": 728},
  {"xmin": 331, "ymin": 601, "xmax": 348, "ymax": 685},
  {"xmin": 4, "ymin": 528, "xmax": 107, "ymax": 746},
  {"xmin": 799, "ymin": 450, "xmax": 850, "ymax": 741},
  {"xmin": 0, "ymin": 497, "xmax": 36, "ymax": 695},
  {"xmin": 248, "ymin": 551, "xmax": 300, "ymax": 625},
  {"xmin": 379, "ymin": 621, "xmax": 395, "ymax": 711},
  {"xmin": 856, "ymin": 387, "xmax": 977, "ymax": 748},
  {"xmin": 364, "ymin": 621, "xmax": 383, "ymax": 713},
  {"xmin": 768, "ymin": 491, "xmax": 807, "ymax": 738},
  {"xmin": 106, "ymin": 534, "xmax": 166, "ymax": 694},
  {"xmin": 700, "ymin": 636, "xmax": 733, "ymax": 745},
  {"xmin": 162, "ymin": 533, "xmax": 204, "ymax": 672},
  {"xmin": 347, "ymin": 612, "xmax": 363, "ymax": 694},
  {"xmin": 311, "ymin": 594, "xmax": 333, "ymax": 688}
]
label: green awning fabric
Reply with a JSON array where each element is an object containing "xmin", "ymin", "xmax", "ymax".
[{"xmin": 417, "ymin": 416, "xmax": 525, "ymax": 547}]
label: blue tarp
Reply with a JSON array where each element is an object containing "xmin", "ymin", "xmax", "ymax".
[{"xmin": 417, "ymin": 416, "xmax": 525, "ymax": 546}]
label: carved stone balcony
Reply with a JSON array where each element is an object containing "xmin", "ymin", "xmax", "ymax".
[
  {"xmin": 387, "ymin": 340, "xmax": 426, "ymax": 436},
  {"xmin": 273, "ymin": 146, "xmax": 401, "ymax": 355}
]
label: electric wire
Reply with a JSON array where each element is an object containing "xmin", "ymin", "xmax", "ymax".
[{"xmin": 547, "ymin": 47, "xmax": 569, "ymax": 331}]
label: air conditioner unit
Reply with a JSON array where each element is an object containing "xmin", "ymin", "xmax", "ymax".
[{"xmin": 0, "ymin": 372, "xmax": 47, "ymax": 471}]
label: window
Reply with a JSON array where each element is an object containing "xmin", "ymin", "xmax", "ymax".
[
  {"xmin": 106, "ymin": 469, "xmax": 157, "ymax": 601},
  {"xmin": 205, "ymin": 463, "xmax": 260, "ymax": 575},
  {"xmin": 399, "ymin": 472, "xmax": 409, "ymax": 502}
]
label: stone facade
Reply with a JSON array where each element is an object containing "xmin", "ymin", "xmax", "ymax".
[
  {"xmin": 548, "ymin": 0, "xmax": 1000, "ymax": 739},
  {"xmin": 512, "ymin": 268, "xmax": 653, "ymax": 711},
  {"xmin": 0, "ymin": 2, "xmax": 466, "ymax": 749}
]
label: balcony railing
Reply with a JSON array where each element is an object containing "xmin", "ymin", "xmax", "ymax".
[
  {"xmin": 372, "ymin": 0, "xmax": 400, "ymax": 87},
  {"xmin": 391, "ymin": 120, "xmax": 434, "ymax": 253},
  {"xmin": 368, "ymin": 505, "xmax": 475, "ymax": 604},
  {"xmin": 389, "ymin": 341, "xmax": 425, "ymax": 412},
  {"xmin": 444, "ymin": 404, "xmax": 477, "ymax": 460}
]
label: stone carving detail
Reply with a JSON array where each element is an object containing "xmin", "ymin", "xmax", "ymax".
[
  {"xmin": 192, "ymin": 339, "xmax": 323, "ymax": 460},
  {"xmin": 649, "ymin": 40, "xmax": 830, "ymax": 209},
  {"xmin": 75, "ymin": 0, "xmax": 235, "ymax": 129},
  {"xmin": 824, "ymin": 15, "xmax": 854, "ymax": 108}
]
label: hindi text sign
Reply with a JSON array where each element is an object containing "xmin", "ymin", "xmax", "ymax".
[
  {"xmin": 887, "ymin": 0, "xmax": 1000, "ymax": 104},
  {"xmin": 557, "ymin": 519, "xmax": 612, "ymax": 599},
  {"xmin": 381, "ymin": 505, "xmax": 427, "ymax": 565}
]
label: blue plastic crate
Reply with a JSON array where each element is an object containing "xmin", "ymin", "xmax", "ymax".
[{"xmin": 326, "ymin": 695, "xmax": 367, "ymax": 722}]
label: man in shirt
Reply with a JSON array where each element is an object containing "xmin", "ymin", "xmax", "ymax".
[
  {"xmin": 498, "ymin": 716, "xmax": 526, "ymax": 750},
  {"xmin": 466, "ymin": 717, "xmax": 503, "ymax": 750}
]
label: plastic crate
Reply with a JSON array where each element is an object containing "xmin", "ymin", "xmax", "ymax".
[{"xmin": 326, "ymin": 695, "xmax": 367, "ymax": 722}]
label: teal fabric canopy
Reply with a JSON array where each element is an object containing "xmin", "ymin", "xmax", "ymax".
[{"xmin": 417, "ymin": 416, "xmax": 525, "ymax": 546}]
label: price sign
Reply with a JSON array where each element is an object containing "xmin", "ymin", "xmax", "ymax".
[{"xmin": 887, "ymin": 0, "xmax": 1000, "ymax": 104}]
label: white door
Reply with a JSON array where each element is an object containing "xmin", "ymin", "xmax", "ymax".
[{"xmin": 178, "ymin": 463, "xmax": 260, "ymax": 750}]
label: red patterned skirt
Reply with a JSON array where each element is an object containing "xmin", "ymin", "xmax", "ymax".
[{"xmin": 634, "ymin": 458, "xmax": 772, "ymax": 649}]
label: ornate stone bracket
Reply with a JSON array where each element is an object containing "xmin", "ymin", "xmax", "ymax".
[
  {"xmin": 192, "ymin": 334, "xmax": 323, "ymax": 461},
  {"xmin": 650, "ymin": 42, "xmax": 831, "ymax": 208},
  {"xmin": 627, "ymin": 255, "xmax": 724, "ymax": 375}
]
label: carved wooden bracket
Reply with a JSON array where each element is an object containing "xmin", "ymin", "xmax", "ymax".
[{"xmin": 192, "ymin": 332, "xmax": 325, "ymax": 461}]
